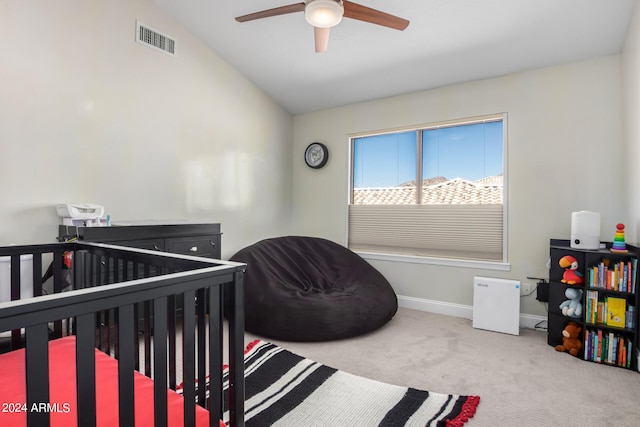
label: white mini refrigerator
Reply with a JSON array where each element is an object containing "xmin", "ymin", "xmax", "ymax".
[{"xmin": 472, "ymin": 276, "xmax": 520, "ymax": 335}]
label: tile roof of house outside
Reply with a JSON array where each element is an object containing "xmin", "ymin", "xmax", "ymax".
[{"xmin": 353, "ymin": 176, "xmax": 503, "ymax": 205}]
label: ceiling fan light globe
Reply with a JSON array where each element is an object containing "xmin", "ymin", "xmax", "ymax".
[{"xmin": 305, "ymin": 0, "xmax": 344, "ymax": 28}]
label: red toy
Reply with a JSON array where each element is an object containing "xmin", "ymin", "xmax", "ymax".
[{"xmin": 559, "ymin": 255, "xmax": 584, "ymax": 285}]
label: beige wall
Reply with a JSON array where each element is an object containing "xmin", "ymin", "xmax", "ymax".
[
  {"xmin": 624, "ymin": 0, "xmax": 640, "ymax": 245},
  {"xmin": 1, "ymin": 0, "xmax": 635, "ymax": 320},
  {"xmin": 0, "ymin": 0, "xmax": 293, "ymax": 257},
  {"xmin": 292, "ymin": 56, "xmax": 625, "ymax": 318}
]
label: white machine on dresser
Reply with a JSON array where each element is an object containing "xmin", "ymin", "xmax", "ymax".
[{"xmin": 56, "ymin": 203, "xmax": 105, "ymax": 226}]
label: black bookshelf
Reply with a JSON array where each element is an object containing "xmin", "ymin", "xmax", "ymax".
[{"xmin": 548, "ymin": 239, "xmax": 639, "ymax": 371}]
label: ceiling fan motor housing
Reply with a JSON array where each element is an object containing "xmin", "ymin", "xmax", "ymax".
[{"xmin": 305, "ymin": 0, "xmax": 344, "ymax": 28}]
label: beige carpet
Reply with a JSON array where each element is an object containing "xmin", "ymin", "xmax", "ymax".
[{"xmin": 243, "ymin": 308, "xmax": 640, "ymax": 427}]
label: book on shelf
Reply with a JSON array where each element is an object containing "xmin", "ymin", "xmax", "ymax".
[
  {"xmin": 606, "ymin": 297, "xmax": 626, "ymax": 328},
  {"xmin": 625, "ymin": 306, "xmax": 635, "ymax": 329},
  {"xmin": 633, "ymin": 258, "xmax": 638, "ymax": 294},
  {"xmin": 587, "ymin": 259, "xmax": 637, "ymax": 293},
  {"xmin": 626, "ymin": 337, "xmax": 633, "ymax": 368},
  {"xmin": 586, "ymin": 292, "xmax": 635, "ymax": 330},
  {"xmin": 622, "ymin": 337, "xmax": 630, "ymax": 368},
  {"xmin": 583, "ymin": 329, "xmax": 633, "ymax": 367},
  {"xmin": 585, "ymin": 290, "xmax": 609, "ymax": 324}
]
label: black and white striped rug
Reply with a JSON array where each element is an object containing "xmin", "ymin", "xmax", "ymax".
[{"xmin": 223, "ymin": 340, "xmax": 479, "ymax": 427}]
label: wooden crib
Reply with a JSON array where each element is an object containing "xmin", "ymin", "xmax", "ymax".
[{"xmin": 0, "ymin": 241, "xmax": 245, "ymax": 427}]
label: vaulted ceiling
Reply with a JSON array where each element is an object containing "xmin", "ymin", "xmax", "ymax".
[{"xmin": 153, "ymin": 0, "xmax": 635, "ymax": 114}]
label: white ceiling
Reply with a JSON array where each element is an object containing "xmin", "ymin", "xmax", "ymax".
[{"xmin": 152, "ymin": 0, "xmax": 635, "ymax": 115}]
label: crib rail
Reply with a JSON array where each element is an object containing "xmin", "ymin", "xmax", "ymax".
[{"xmin": 0, "ymin": 241, "xmax": 245, "ymax": 427}]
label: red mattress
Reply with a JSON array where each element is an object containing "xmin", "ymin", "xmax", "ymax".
[{"xmin": 0, "ymin": 336, "xmax": 222, "ymax": 427}]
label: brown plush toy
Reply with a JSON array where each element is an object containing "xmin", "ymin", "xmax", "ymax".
[{"xmin": 555, "ymin": 321, "xmax": 583, "ymax": 356}]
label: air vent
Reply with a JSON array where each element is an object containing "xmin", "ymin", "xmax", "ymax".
[{"xmin": 136, "ymin": 21, "xmax": 176, "ymax": 56}]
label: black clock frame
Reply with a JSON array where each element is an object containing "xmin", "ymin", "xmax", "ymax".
[{"xmin": 304, "ymin": 142, "xmax": 329, "ymax": 169}]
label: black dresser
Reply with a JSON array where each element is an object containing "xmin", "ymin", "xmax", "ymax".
[
  {"xmin": 58, "ymin": 221, "xmax": 221, "ymax": 259},
  {"xmin": 57, "ymin": 221, "xmax": 223, "ymax": 337}
]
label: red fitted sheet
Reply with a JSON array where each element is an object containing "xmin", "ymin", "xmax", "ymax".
[{"xmin": 0, "ymin": 336, "xmax": 221, "ymax": 427}]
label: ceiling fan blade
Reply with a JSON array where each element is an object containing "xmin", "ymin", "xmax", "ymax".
[
  {"xmin": 235, "ymin": 2, "xmax": 305, "ymax": 23},
  {"xmin": 343, "ymin": 0, "xmax": 409, "ymax": 31},
  {"xmin": 314, "ymin": 27, "xmax": 331, "ymax": 53}
]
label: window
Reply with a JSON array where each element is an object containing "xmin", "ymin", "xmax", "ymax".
[{"xmin": 348, "ymin": 114, "xmax": 506, "ymax": 262}]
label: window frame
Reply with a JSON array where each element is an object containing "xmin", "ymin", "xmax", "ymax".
[{"xmin": 347, "ymin": 113, "xmax": 509, "ymax": 269}]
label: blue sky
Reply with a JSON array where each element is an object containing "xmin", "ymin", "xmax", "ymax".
[{"xmin": 353, "ymin": 121, "xmax": 503, "ymax": 188}]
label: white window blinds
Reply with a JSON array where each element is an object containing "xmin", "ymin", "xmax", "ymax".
[{"xmin": 348, "ymin": 204, "xmax": 504, "ymax": 261}]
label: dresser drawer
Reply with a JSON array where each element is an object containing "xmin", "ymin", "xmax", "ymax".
[
  {"xmin": 166, "ymin": 235, "xmax": 220, "ymax": 258},
  {"xmin": 110, "ymin": 239, "xmax": 165, "ymax": 252}
]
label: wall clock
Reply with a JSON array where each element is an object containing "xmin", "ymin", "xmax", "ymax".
[{"xmin": 304, "ymin": 142, "xmax": 329, "ymax": 169}]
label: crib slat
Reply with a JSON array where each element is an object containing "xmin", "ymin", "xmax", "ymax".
[
  {"xmin": 52, "ymin": 251, "xmax": 63, "ymax": 338},
  {"xmin": 25, "ymin": 324, "xmax": 50, "ymax": 427},
  {"xmin": 182, "ymin": 290, "xmax": 196, "ymax": 427},
  {"xmin": 10, "ymin": 256, "xmax": 22, "ymax": 349},
  {"xmin": 153, "ymin": 296, "xmax": 169, "ymax": 427},
  {"xmin": 114, "ymin": 309, "xmax": 120, "ymax": 360},
  {"xmin": 118, "ymin": 304, "xmax": 135, "ymax": 427},
  {"xmin": 228, "ymin": 271, "xmax": 245, "ymax": 427},
  {"xmin": 144, "ymin": 300, "xmax": 152, "ymax": 376},
  {"xmin": 208, "ymin": 284, "xmax": 223, "ymax": 421},
  {"xmin": 52, "ymin": 251, "xmax": 63, "ymax": 293},
  {"xmin": 196, "ymin": 287, "xmax": 207, "ymax": 406},
  {"xmin": 10, "ymin": 255, "xmax": 20, "ymax": 301},
  {"xmin": 133, "ymin": 303, "xmax": 140, "ymax": 370},
  {"xmin": 32, "ymin": 254, "xmax": 43, "ymax": 297},
  {"xmin": 76, "ymin": 313, "xmax": 97, "ymax": 427},
  {"xmin": 106, "ymin": 309, "xmax": 112, "ymax": 352},
  {"xmin": 168, "ymin": 295, "xmax": 177, "ymax": 390}
]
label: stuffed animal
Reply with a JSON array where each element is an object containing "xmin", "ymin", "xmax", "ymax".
[
  {"xmin": 555, "ymin": 322, "xmax": 583, "ymax": 356},
  {"xmin": 559, "ymin": 255, "xmax": 584, "ymax": 284},
  {"xmin": 559, "ymin": 287, "xmax": 583, "ymax": 318}
]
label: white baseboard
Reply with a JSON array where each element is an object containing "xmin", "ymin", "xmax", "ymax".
[{"xmin": 397, "ymin": 295, "xmax": 547, "ymax": 331}]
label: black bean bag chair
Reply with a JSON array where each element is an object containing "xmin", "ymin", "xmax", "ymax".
[{"xmin": 229, "ymin": 236, "xmax": 397, "ymax": 342}]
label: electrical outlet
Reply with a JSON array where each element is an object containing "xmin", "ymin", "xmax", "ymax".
[{"xmin": 521, "ymin": 282, "xmax": 532, "ymax": 296}]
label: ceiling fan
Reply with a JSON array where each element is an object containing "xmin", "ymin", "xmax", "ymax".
[{"xmin": 235, "ymin": 0, "xmax": 410, "ymax": 53}]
